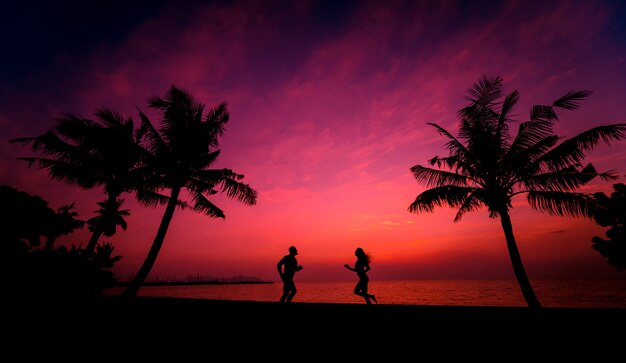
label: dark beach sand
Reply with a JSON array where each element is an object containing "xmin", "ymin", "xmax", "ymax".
[{"xmin": 8, "ymin": 295, "xmax": 626, "ymax": 357}]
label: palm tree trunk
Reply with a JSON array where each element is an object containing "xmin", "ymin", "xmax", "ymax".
[
  {"xmin": 85, "ymin": 230, "xmax": 103, "ymax": 255},
  {"xmin": 122, "ymin": 187, "xmax": 181, "ymax": 297},
  {"xmin": 499, "ymin": 209, "xmax": 542, "ymax": 309}
]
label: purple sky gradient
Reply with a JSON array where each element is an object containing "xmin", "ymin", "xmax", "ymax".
[{"xmin": 2, "ymin": 0, "xmax": 625, "ymax": 282}]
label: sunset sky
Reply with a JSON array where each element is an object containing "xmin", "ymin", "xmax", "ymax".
[{"xmin": 2, "ymin": 0, "xmax": 626, "ymax": 283}]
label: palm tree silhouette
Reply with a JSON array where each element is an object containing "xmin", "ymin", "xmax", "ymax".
[
  {"xmin": 85, "ymin": 197, "xmax": 130, "ymax": 252},
  {"xmin": 12, "ymin": 108, "xmax": 149, "ymax": 254},
  {"xmin": 43, "ymin": 203, "xmax": 85, "ymax": 249},
  {"xmin": 121, "ymin": 85, "xmax": 257, "ymax": 297},
  {"xmin": 408, "ymin": 76, "xmax": 626, "ymax": 308}
]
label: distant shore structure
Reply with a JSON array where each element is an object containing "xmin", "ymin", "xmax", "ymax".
[{"xmin": 115, "ymin": 273, "xmax": 272, "ymax": 286}]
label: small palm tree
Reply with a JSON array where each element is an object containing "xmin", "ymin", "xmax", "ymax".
[
  {"xmin": 43, "ymin": 203, "xmax": 85, "ymax": 249},
  {"xmin": 85, "ymin": 197, "xmax": 130, "ymax": 252},
  {"xmin": 122, "ymin": 85, "xmax": 258, "ymax": 297},
  {"xmin": 408, "ymin": 76, "xmax": 626, "ymax": 308},
  {"xmin": 12, "ymin": 108, "xmax": 149, "ymax": 254}
]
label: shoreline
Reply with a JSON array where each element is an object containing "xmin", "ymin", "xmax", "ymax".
[{"xmin": 14, "ymin": 293, "xmax": 626, "ymax": 322}]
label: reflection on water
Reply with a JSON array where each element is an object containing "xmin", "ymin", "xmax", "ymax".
[{"xmin": 105, "ymin": 279, "xmax": 626, "ymax": 308}]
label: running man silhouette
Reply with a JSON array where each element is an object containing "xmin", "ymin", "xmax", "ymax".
[
  {"xmin": 277, "ymin": 246, "xmax": 303, "ymax": 303},
  {"xmin": 344, "ymin": 247, "xmax": 377, "ymax": 304}
]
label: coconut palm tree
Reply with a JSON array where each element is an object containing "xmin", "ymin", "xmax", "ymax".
[
  {"xmin": 121, "ymin": 85, "xmax": 257, "ymax": 297},
  {"xmin": 12, "ymin": 108, "xmax": 149, "ymax": 254},
  {"xmin": 408, "ymin": 76, "xmax": 626, "ymax": 308},
  {"xmin": 85, "ymin": 197, "xmax": 130, "ymax": 252}
]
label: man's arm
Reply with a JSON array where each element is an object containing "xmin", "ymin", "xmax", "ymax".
[{"xmin": 277, "ymin": 258, "xmax": 284, "ymax": 278}]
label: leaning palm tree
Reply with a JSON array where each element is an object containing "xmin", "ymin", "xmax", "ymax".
[
  {"xmin": 121, "ymin": 85, "xmax": 257, "ymax": 297},
  {"xmin": 408, "ymin": 76, "xmax": 626, "ymax": 308},
  {"xmin": 12, "ymin": 108, "xmax": 149, "ymax": 254}
]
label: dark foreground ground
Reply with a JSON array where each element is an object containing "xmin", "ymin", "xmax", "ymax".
[{"xmin": 8, "ymin": 295, "xmax": 626, "ymax": 358}]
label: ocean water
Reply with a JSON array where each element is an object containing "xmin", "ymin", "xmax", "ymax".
[{"xmin": 104, "ymin": 278, "xmax": 626, "ymax": 308}]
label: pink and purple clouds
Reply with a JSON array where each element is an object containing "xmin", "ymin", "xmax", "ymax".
[{"xmin": 2, "ymin": 0, "xmax": 625, "ymax": 281}]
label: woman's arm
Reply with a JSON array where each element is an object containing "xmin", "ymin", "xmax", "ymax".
[{"xmin": 344, "ymin": 264, "xmax": 355, "ymax": 272}]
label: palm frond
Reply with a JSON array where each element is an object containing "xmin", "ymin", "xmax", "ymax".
[
  {"xmin": 218, "ymin": 177, "xmax": 258, "ymax": 205},
  {"xmin": 427, "ymin": 123, "xmax": 470, "ymax": 159},
  {"xmin": 190, "ymin": 192, "xmax": 226, "ymax": 218},
  {"xmin": 527, "ymin": 191, "xmax": 597, "ymax": 218},
  {"xmin": 597, "ymin": 169, "xmax": 619, "ymax": 181},
  {"xmin": 205, "ymin": 102, "xmax": 229, "ymax": 147},
  {"xmin": 54, "ymin": 113, "xmax": 101, "ymax": 143},
  {"xmin": 499, "ymin": 90, "xmax": 519, "ymax": 121},
  {"xmin": 522, "ymin": 164, "xmax": 600, "ymax": 192},
  {"xmin": 496, "ymin": 90, "xmax": 519, "ymax": 140},
  {"xmin": 459, "ymin": 76, "xmax": 503, "ymax": 120},
  {"xmin": 147, "ymin": 84, "xmax": 185, "ymax": 111},
  {"xmin": 505, "ymin": 135, "xmax": 558, "ymax": 179},
  {"xmin": 9, "ymin": 136, "xmax": 36, "ymax": 145},
  {"xmin": 135, "ymin": 189, "xmax": 171, "ymax": 208},
  {"xmin": 11, "ymin": 131, "xmax": 79, "ymax": 159},
  {"xmin": 552, "ymin": 90, "xmax": 592, "ymax": 110},
  {"xmin": 152, "ymin": 85, "xmax": 205, "ymax": 142},
  {"xmin": 575, "ymin": 123, "xmax": 626, "ymax": 149},
  {"xmin": 95, "ymin": 107, "xmax": 133, "ymax": 130},
  {"xmin": 408, "ymin": 185, "xmax": 475, "ymax": 214},
  {"xmin": 18, "ymin": 157, "xmax": 97, "ymax": 188},
  {"xmin": 511, "ymin": 118, "xmax": 555, "ymax": 150},
  {"xmin": 453, "ymin": 191, "xmax": 484, "ymax": 222},
  {"xmin": 198, "ymin": 150, "xmax": 222, "ymax": 169},
  {"xmin": 538, "ymin": 124, "xmax": 626, "ymax": 170},
  {"xmin": 137, "ymin": 109, "xmax": 167, "ymax": 156},
  {"xmin": 113, "ymin": 215, "xmax": 128, "ymax": 232},
  {"xmin": 192, "ymin": 167, "xmax": 241, "ymax": 189},
  {"xmin": 427, "ymin": 155, "xmax": 471, "ymax": 172},
  {"xmin": 410, "ymin": 164, "xmax": 470, "ymax": 188},
  {"xmin": 530, "ymin": 105, "xmax": 558, "ymax": 123}
]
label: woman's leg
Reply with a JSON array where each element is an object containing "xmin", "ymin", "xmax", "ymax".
[
  {"xmin": 369, "ymin": 291, "xmax": 377, "ymax": 303},
  {"xmin": 362, "ymin": 283, "xmax": 372, "ymax": 304},
  {"xmin": 355, "ymin": 279, "xmax": 371, "ymax": 304},
  {"xmin": 359, "ymin": 280, "xmax": 376, "ymax": 304}
]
